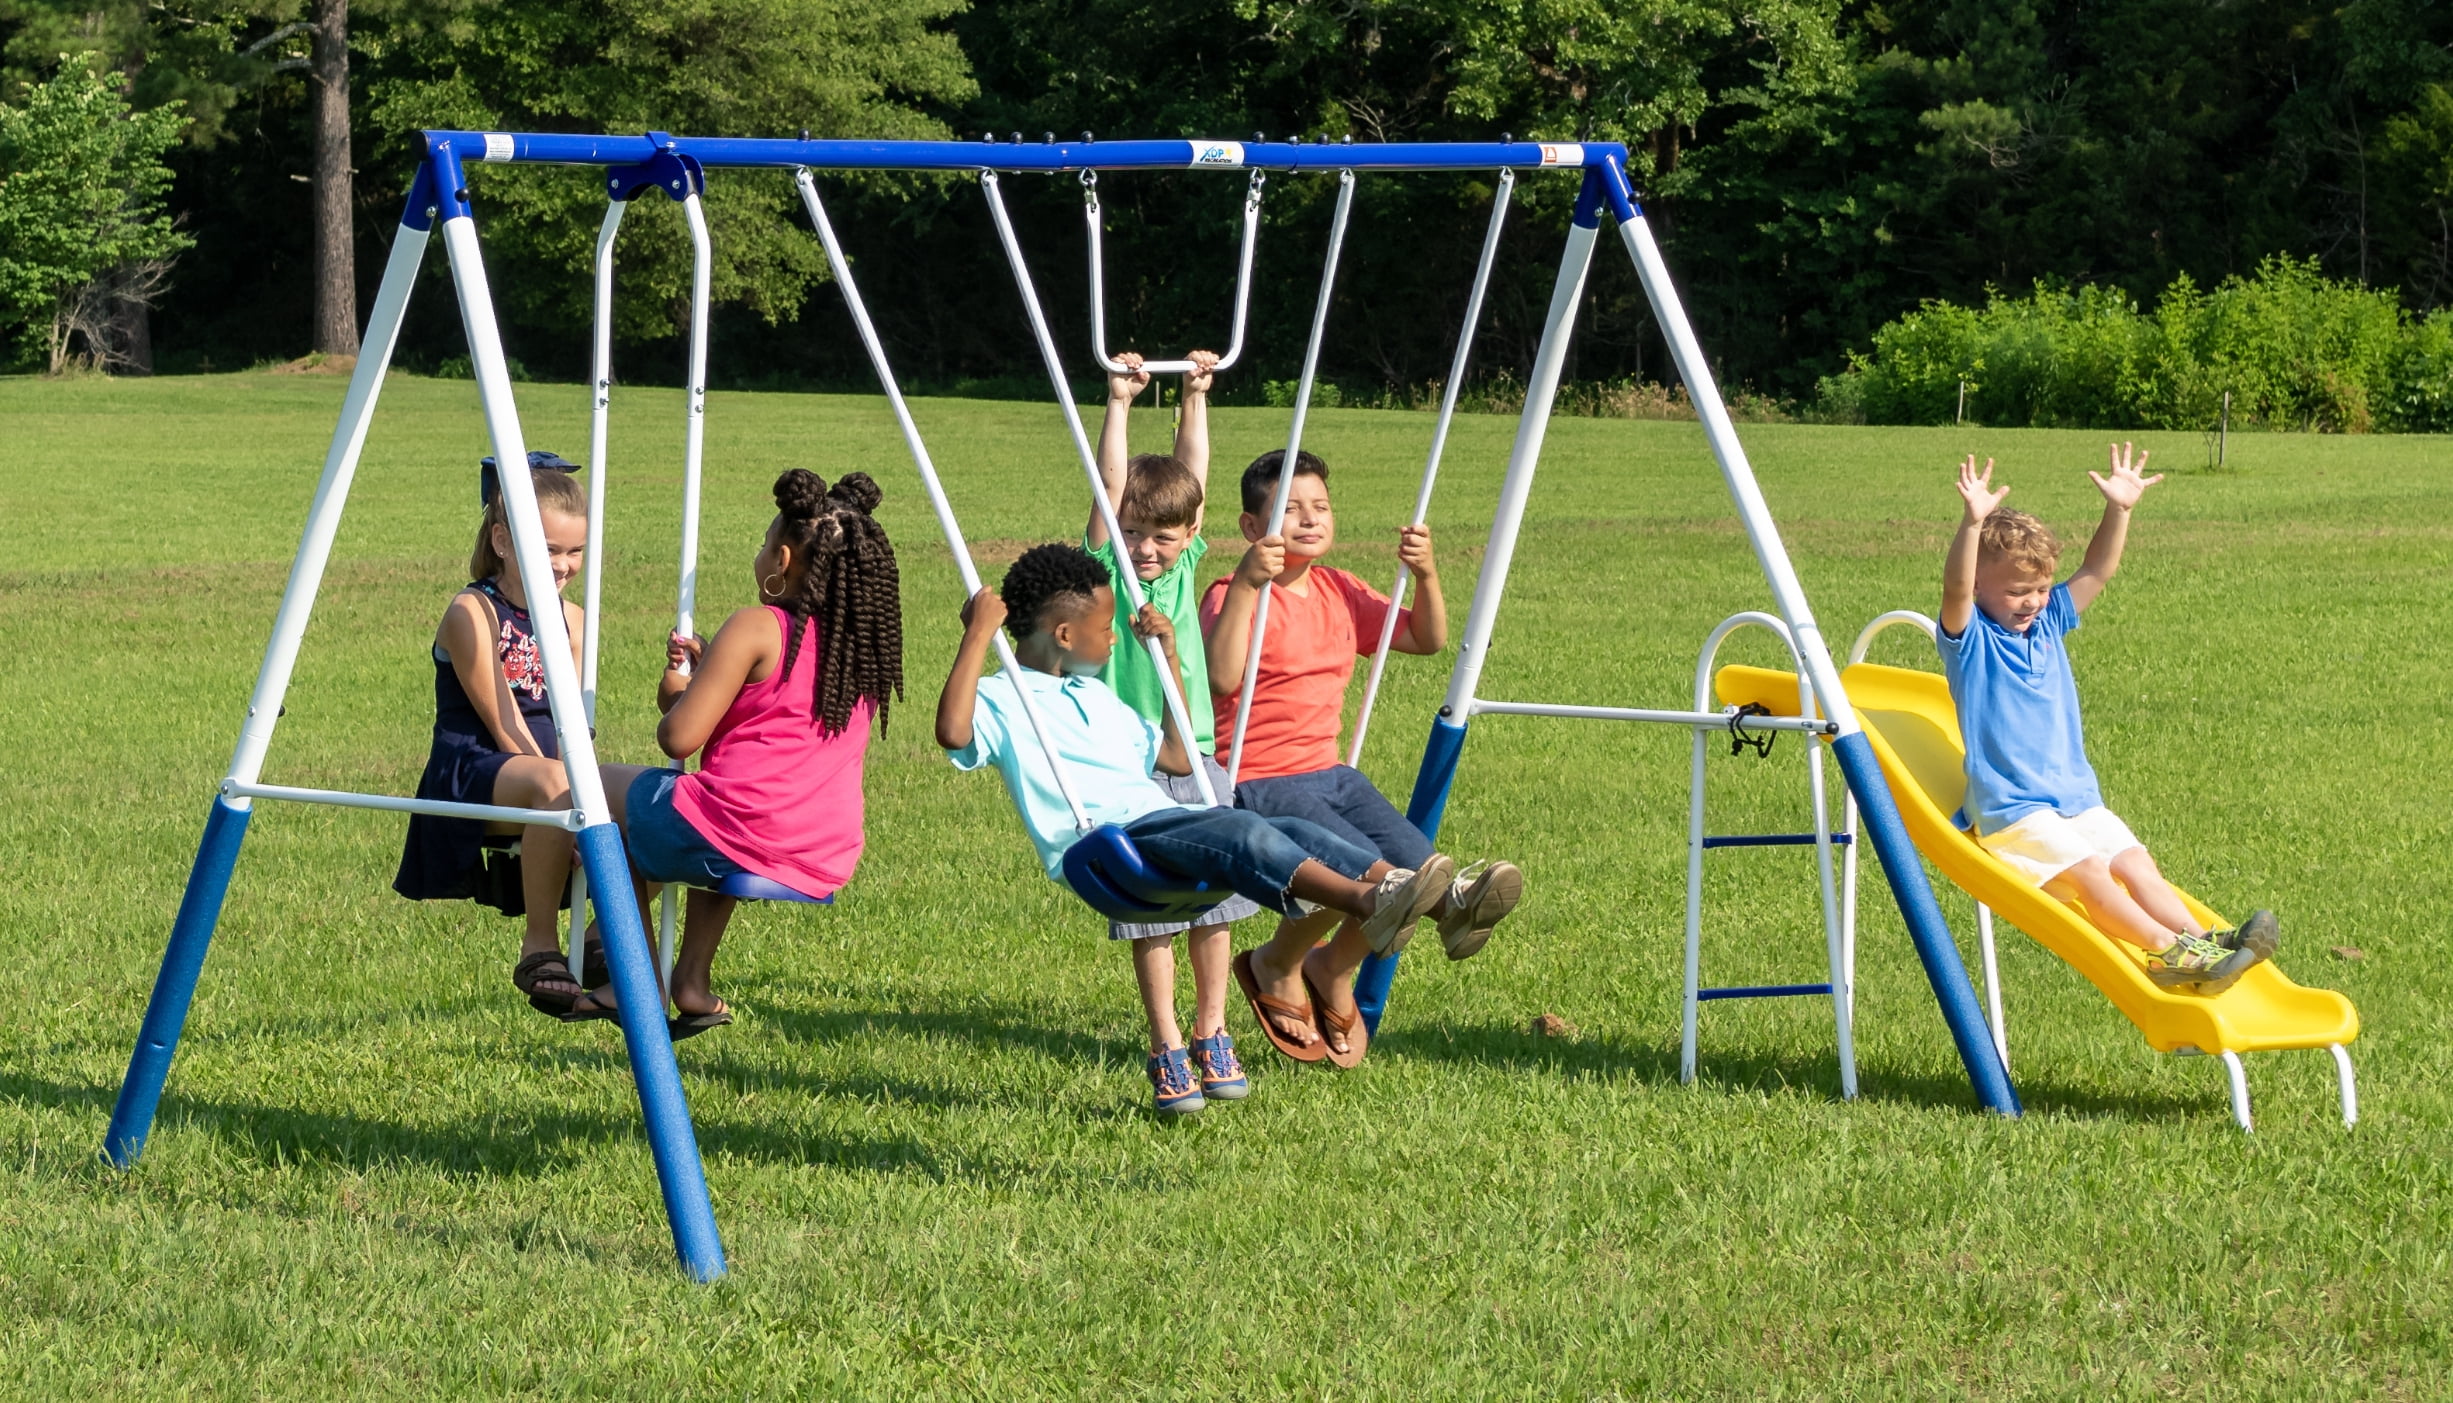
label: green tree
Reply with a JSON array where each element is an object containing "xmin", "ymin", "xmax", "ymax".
[
  {"xmin": 0, "ymin": 56, "xmax": 193, "ymax": 371},
  {"xmin": 363, "ymin": 0, "xmax": 976, "ymax": 343}
]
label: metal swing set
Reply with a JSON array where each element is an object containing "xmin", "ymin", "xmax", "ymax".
[{"xmin": 100, "ymin": 129, "xmax": 2021, "ymax": 1283}]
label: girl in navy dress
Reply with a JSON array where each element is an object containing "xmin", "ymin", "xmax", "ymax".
[{"xmin": 394, "ymin": 455, "xmax": 605, "ymax": 1016}]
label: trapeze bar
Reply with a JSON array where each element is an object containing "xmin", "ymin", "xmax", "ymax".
[
  {"xmin": 1467, "ymin": 700, "xmax": 1838, "ymax": 733},
  {"xmin": 420, "ymin": 131, "xmax": 1627, "ymax": 177},
  {"xmin": 1701, "ymin": 833, "xmax": 1855, "ymax": 849},
  {"xmin": 1696, "ymin": 983, "xmax": 1834, "ymax": 1002},
  {"xmin": 221, "ymin": 780, "xmax": 585, "ymax": 831}
]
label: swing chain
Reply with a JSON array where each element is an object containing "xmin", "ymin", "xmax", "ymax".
[{"xmin": 1727, "ymin": 703, "xmax": 1777, "ymax": 759}]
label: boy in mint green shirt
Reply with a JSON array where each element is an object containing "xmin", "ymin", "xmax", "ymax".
[{"xmin": 1083, "ymin": 348, "xmax": 1259, "ymax": 1105}]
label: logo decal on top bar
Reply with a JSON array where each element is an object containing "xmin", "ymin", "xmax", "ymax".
[
  {"xmin": 1189, "ymin": 141, "xmax": 1246, "ymax": 168},
  {"xmin": 1539, "ymin": 143, "xmax": 1585, "ymax": 166},
  {"xmin": 482, "ymin": 133, "xmax": 515, "ymax": 163}
]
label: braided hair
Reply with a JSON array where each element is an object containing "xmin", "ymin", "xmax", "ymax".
[
  {"xmin": 998, "ymin": 542, "xmax": 1111, "ymax": 640},
  {"xmin": 769, "ymin": 469, "xmax": 903, "ymax": 735}
]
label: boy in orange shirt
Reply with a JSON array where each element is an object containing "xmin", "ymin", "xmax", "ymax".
[{"xmin": 1201, "ymin": 450, "xmax": 1525, "ymax": 1066}]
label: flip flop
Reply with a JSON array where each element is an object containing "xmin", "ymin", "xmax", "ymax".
[
  {"xmin": 668, "ymin": 1006, "xmax": 732, "ymax": 1042},
  {"xmin": 1234, "ymin": 950, "xmax": 1326, "ymax": 1064},
  {"xmin": 511, "ymin": 951, "xmax": 582, "ymax": 1017},
  {"xmin": 1301, "ymin": 961, "xmax": 1367, "ymax": 1069},
  {"xmin": 560, "ymin": 989, "xmax": 621, "ymax": 1024}
]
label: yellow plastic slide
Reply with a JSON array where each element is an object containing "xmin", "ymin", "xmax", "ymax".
[{"xmin": 1716, "ymin": 661, "xmax": 2358, "ymax": 1057}]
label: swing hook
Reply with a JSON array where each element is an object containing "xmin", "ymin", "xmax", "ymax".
[
  {"xmin": 1245, "ymin": 168, "xmax": 1266, "ymax": 210},
  {"xmin": 1727, "ymin": 703, "xmax": 1777, "ymax": 759},
  {"xmin": 1080, "ymin": 167, "xmax": 1098, "ymax": 204}
]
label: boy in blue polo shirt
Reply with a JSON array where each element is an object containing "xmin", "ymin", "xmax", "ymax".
[
  {"xmin": 935, "ymin": 543, "xmax": 1455, "ymax": 1113},
  {"xmin": 1940, "ymin": 444, "xmax": 2277, "ymax": 993}
]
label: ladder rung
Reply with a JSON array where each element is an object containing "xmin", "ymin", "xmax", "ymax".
[
  {"xmin": 1697, "ymin": 982, "xmax": 1834, "ymax": 1002},
  {"xmin": 1701, "ymin": 832, "xmax": 1852, "ymax": 849}
]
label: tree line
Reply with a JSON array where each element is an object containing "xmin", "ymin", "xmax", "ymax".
[{"xmin": 3, "ymin": 0, "xmax": 2450, "ymax": 410}]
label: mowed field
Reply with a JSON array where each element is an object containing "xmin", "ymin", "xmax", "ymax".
[{"xmin": 2, "ymin": 372, "xmax": 2447, "ymax": 1398}]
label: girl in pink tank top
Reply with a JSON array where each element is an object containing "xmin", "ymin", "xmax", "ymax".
[{"xmin": 567, "ymin": 469, "xmax": 901, "ymax": 1034}]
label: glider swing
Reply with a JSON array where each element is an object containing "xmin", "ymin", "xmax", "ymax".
[{"xmin": 571, "ymin": 138, "xmax": 832, "ymax": 1007}]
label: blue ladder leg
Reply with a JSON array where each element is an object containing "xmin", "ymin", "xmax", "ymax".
[
  {"xmin": 1356, "ymin": 715, "xmax": 1473, "ymax": 1035},
  {"xmin": 103, "ymin": 796, "xmax": 253, "ymax": 1168}
]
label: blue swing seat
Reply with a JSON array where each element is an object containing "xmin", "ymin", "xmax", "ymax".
[
  {"xmin": 712, "ymin": 872, "xmax": 834, "ymax": 905},
  {"xmin": 1060, "ymin": 823, "xmax": 1234, "ymax": 923}
]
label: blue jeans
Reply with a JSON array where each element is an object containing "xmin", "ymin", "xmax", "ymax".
[
  {"xmin": 1120, "ymin": 806, "xmax": 1378, "ymax": 914},
  {"xmin": 1235, "ymin": 764, "xmax": 1433, "ymax": 870}
]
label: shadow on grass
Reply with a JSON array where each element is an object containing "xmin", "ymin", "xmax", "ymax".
[{"xmin": 1373, "ymin": 1016, "xmax": 2220, "ymax": 1124}]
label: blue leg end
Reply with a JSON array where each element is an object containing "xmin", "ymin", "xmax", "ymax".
[
  {"xmin": 104, "ymin": 796, "xmax": 253, "ymax": 1169},
  {"xmin": 577, "ymin": 821, "xmax": 729, "ymax": 1281},
  {"xmin": 1829, "ymin": 733, "xmax": 2021, "ymax": 1117},
  {"xmin": 1359, "ymin": 717, "xmax": 1473, "ymax": 1036}
]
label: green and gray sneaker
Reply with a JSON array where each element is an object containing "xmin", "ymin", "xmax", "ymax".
[
  {"xmin": 2209, "ymin": 909, "xmax": 2280, "ymax": 961},
  {"xmin": 2143, "ymin": 931, "xmax": 2261, "ymax": 993}
]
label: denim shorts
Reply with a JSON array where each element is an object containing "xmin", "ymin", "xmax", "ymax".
[
  {"xmin": 624, "ymin": 768, "xmax": 746, "ymax": 889},
  {"xmin": 1234, "ymin": 764, "xmax": 1432, "ymax": 870}
]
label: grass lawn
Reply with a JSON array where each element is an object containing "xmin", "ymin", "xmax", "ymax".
[{"xmin": 2, "ymin": 370, "xmax": 2447, "ymax": 1398}]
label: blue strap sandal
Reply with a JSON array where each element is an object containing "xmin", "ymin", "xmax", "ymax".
[
  {"xmin": 1189, "ymin": 1031, "xmax": 1249, "ymax": 1101},
  {"xmin": 1147, "ymin": 1046, "xmax": 1206, "ymax": 1116}
]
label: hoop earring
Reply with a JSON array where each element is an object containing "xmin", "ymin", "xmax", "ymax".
[{"xmin": 761, "ymin": 572, "xmax": 786, "ymax": 597}]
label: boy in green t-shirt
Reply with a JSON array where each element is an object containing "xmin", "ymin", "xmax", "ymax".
[{"xmin": 1085, "ymin": 349, "xmax": 1261, "ymax": 1113}]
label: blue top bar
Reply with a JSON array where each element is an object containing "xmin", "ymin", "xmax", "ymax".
[{"xmin": 420, "ymin": 131, "xmax": 1630, "ymax": 176}]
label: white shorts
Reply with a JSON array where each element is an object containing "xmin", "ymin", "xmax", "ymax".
[{"xmin": 1977, "ymin": 806, "xmax": 2143, "ymax": 887}]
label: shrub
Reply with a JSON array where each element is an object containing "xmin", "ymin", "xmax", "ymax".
[{"xmin": 1828, "ymin": 258, "xmax": 2437, "ymax": 433}]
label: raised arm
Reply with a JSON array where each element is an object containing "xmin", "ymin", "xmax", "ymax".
[
  {"xmin": 935, "ymin": 588, "xmax": 1007, "ymax": 752},
  {"xmin": 1085, "ymin": 354, "xmax": 1149, "ymax": 551},
  {"xmin": 655, "ymin": 607, "xmax": 781, "ymax": 759},
  {"xmin": 2066, "ymin": 441, "xmax": 2161, "ymax": 612},
  {"xmin": 1385, "ymin": 524, "xmax": 1448, "ymax": 653},
  {"xmin": 1174, "ymin": 349, "xmax": 1218, "ymax": 525},
  {"xmin": 438, "ymin": 591, "xmax": 545, "ymax": 757},
  {"xmin": 1129, "ymin": 603, "xmax": 1194, "ymax": 776},
  {"xmin": 1202, "ymin": 536, "xmax": 1284, "ymax": 689},
  {"xmin": 1941, "ymin": 454, "xmax": 2006, "ymax": 638}
]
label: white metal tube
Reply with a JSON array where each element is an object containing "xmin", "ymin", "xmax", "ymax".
[
  {"xmin": 982, "ymin": 171, "xmax": 1217, "ymax": 807},
  {"xmin": 1850, "ymin": 609, "xmax": 1940, "ymax": 664},
  {"xmin": 1085, "ymin": 171, "xmax": 1263, "ymax": 374},
  {"xmin": 795, "ymin": 170, "xmax": 1089, "ymax": 829},
  {"xmin": 1977, "ymin": 905, "xmax": 2008, "ymax": 1075},
  {"xmin": 222, "ymin": 780, "xmax": 583, "ymax": 830},
  {"xmin": 1681, "ymin": 724, "xmax": 1707, "ymax": 1084},
  {"xmin": 1468, "ymin": 700, "xmax": 1832, "ymax": 732},
  {"xmin": 583, "ymin": 201, "xmax": 626, "ymax": 720},
  {"xmin": 1435, "ymin": 218, "xmax": 1600, "ymax": 720},
  {"xmin": 2330, "ymin": 1044, "xmax": 2357, "ymax": 1127},
  {"xmin": 441, "ymin": 214, "xmax": 616, "ymax": 829},
  {"xmin": 1802, "ymin": 667, "xmax": 1858, "ymax": 1099},
  {"xmin": 672, "ymin": 191, "xmax": 713, "ymax": 675},
  {"xmin": 1616, "ymin": 213, "xmax": 1859, "ymax": 739},
  {"xmin": 1347, "ymin": 169, "xmax": 1515, "ymax": 767},
  {"xmin": 1225, "ymin": 169, "xmax": 1357, "ymax": 787},
  {"xmin": 222, "ymin": 224, "xmax": 431, "ymax": 799},
  {"xmin": 2221, "ymin": 1050, "xmax": 2253, "ymax": 1132}
]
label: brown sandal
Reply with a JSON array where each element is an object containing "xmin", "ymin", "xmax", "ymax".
[
  {"xmin": 1301, "ymin": 960, "xmax": 1367, "ymax": 1069},
  {"xmin": 1234, "ymin": 950, "xmax": 1325, "ymax": 1063}
]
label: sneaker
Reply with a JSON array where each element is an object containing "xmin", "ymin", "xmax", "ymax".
[
  {"xmin": 1436, "ymin": 860, "xmax": 1525, "ymax": 962},
  {"xmin": 2143, "ymin": 932, "xmax": 2261, "ymax": 993},
  {"xmin": 1147, "ymin": 1046, "xmax": 1205, "ymax": 1116},
  {"xmin": 1189, "ymin": 1031, "xmax": 1249, "ymax": 1100},
  {"xmin": 1358, "ymin": 854, "xmax": 1457, "ymax": 956},
  {"xmin": 2209, "ymin": 909, "xmax": 2280, "ymax": 962}
]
